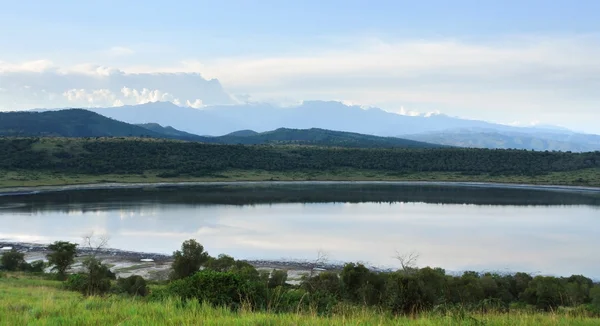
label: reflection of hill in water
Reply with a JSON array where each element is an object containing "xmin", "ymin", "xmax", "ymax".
[{"xmin": 1, "ymin": 185, "xmax": 600, "ymax": 213}]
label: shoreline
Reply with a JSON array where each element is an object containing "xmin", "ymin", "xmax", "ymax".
[
  {"xmin": 0, "ymin": 241, "xmax": 346, "ymax": 281},
  {"xmin": 1, "ymin": 180, "xmax": 600, "ymax": 196}
]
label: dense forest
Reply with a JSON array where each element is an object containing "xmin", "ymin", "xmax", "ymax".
[{"xmin": 0, "ymin": 138, "xmax": 599, "ymax": 177}]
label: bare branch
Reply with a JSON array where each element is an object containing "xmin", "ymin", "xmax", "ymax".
[
  {"xmin": 309, "ymin": 249, "xmax": 330, "ymax": 277},
  {"xmin": 81, "ymin": 232, "xmax": 110, "ymax": 258},
  {"xmin": 394, "ymin": 250, "xmax": 420, "ymax": 273}
]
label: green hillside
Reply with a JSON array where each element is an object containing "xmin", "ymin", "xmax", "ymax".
[
  {"xmin": 3, "ymin": 109, "xmax": 443, "ymax": 149},
  {"xmin": 223, "ymin": 129, "xmax": 259, "ymax": 137},
  {"xmin": 0, "ymin": 110, "xmax": 167, "ymax": 138},
  {"xmin": 135, "ymin": 123, "xmax": 208, "ymax": 141},
  {"xmin": 217, "ymin": 128, "xmax": 443, "ymax": 148}
]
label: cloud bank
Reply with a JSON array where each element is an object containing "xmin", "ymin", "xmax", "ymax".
[
  {"xmin": 0, "ymin": 62, "xmax": 233, "ymax": 110},
  {"xmin": 1, "ymin": 35, "xmax": 599, "ymax": 132}
]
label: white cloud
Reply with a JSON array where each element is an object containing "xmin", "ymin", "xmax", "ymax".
[
  {"xmin": 107, "ymin": 46, "xmax": 135, "ymax": 57},
  {"xmin": 0, "ymin": 59, "xmax": 56, "ymax": 73},
  {"xmin": 189, "ymin": 36, "xmax": 600, "ymax": 89},
  {"xmin": 1, "ymin": 35, "xmax": 600, "ymax": 132},
  {"xmin": 121, "ymin": 87, "xmax": 174, "ymax": 104},
  {"xmin": 60, "ymin": 87, "xmax": 208, "ymax": 109},
  {"xmin": 181, "ymin": 36, "xmax": 598, "ymax": 131},
  {"xmin": 383, "ymin": 106, "xmax": 421, "ymax": 117},
  {"xmin": 185, "ymin": 99, "xmax": 204, "ymax": 109},
  {"xmin": 0, "ymin": 63, "xmax": 234, "ymax": 110},
  {"xmin": 62, "ymin": 88, "xmax": 118, "ymax": 107}
]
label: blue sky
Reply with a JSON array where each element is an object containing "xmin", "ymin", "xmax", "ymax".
[{"xmin": 1, "ymin": 0, "xmax": 599, "ymax": 132}]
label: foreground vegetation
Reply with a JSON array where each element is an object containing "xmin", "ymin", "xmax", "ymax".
[
  {"xmin": 1, "ymin": 275, "xmax": 598, "ymax": 326},
  {"xmin": 2, "ymin": 239, "xmax": 600, "ymax": 325},
  {"xmin": 1, "ymin": 137, "xmax": 599, "ymax": 188}
]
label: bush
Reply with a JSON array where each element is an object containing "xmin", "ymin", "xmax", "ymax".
[
  {"xmin": 21, "ymin": 260, "xmax": 45, "ymax": 273},
  {"xmin": 166, "ymin": 270, "xmax": 243, "ymax": 308},
  {"xmin": 268, "ymin": 270, "xmax": 288, "ymax": 289},
  {"xmin": 64, "ymin": 274, "xmax": 91, "ymax": 293},
  {"xmin": 170, "ymin": 239, "xmax": 210, "ymax": 280},
  {"xmin": 0, "ymin": 250, "xmax": 26, "ymax": 271},
  {"xmin": 64, "ymin": 258, "xmax": 114, "ymax": 296},
  {"xmin": 521, "ymin": 276, "xmax": 567, "ymax": 311},
  {"xmin": 65, "ymin": 272, "xmax": 112, "ymax": 296},
  {"xmin": 116, "ymin": 275, "xmax": 149, "ymax": 297},
  {"xmin": 591, "ymin": 286, "xmax": 600, "ymax": 313},
  {"xmin": 274, "ymin": 288, "xmax": 309, "ymax": 313}
]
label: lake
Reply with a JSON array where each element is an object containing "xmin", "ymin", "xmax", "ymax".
[{"xmin": 1, "ymin": 183, "xmax": 599, "ymax": 277}]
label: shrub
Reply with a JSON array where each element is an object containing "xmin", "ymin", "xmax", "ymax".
[
  {"xmin": 166, "ymin": 270, "xmax": 243, "ymax": 308},
  {"xmin": 591, "ymin": 286, "xmax": 600, "ymax": 313},
  {"xmin": 521, "ymin": 276, "xmax": 567, "ymax": 311},
  {"xmin": 384, "ymin": 272, "xmax": 428, "ymax": 315},
  {"xmin": 0, "ymin": 250, "xmax": 26, "ymax": 271},
  {"xmin": 64, "ymin": 274, "xmax": 90, "ymax": 293},
  {"xmin": 64, "ymin": 258, "xmax": 114, "ymax": 296},
  {"xmin": 116, "ymin": 275, "xmax": 149, "ymax": 297},
  {"xmin": 268, "ymin": 270, "xmax": 288, "ymax": 289},
  {"xmin": 21, "ymin": 260, "xmax": 45, "ymax": 273}
]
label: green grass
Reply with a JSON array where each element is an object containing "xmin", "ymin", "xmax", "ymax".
[
  {"xmin": 1, "ymin": 274, "xmax": 598, "ymax": 325},
  {"xmin": 1, "ymin": 168, "xmax": 600, "ymax": 189}
]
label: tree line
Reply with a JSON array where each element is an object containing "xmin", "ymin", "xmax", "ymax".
[
  {"xmin": 2, "ymin": 239, "xmax": 600, "ymax": 317},
  {"xmin": 1, "ymin": 138, "xmax": 599, "ymax": 176}
]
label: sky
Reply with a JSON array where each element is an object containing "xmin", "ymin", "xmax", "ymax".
[{"xmin": 1, "ymin": 0, "xmax": 599, "ymax": 133}]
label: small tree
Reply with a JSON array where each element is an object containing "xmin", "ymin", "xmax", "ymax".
[
  {"xmin": 170, "ymin": 239, "xmax": 209, "ymax": 280},
  {"xmin": 47, "ymin": 241, "xmax": 78, "ymax": 279},
  {"xmin": 268, "ymin": 270, "xmax": 288, "ymax": 289},
  {"xmin": 81, "ymin": 257, "xmax": 115, "ymax": 296},
  {"xmin": 1, "ymin": 249, "xmax": 25, "ymax": 271},
  {"xmin": 116, "ymin": 275, "xmax": 149, "ymax": 297},
  {"xmin": 77, "ymin": 233, "xmax": 114, "ymax": 296}
]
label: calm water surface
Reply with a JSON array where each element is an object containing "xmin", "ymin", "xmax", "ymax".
[{"xmin": 1, "ymin": 184, "xmax": 599, "ymax": 276}]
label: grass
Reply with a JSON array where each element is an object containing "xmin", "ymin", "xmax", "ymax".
[
  {"xmin": 1, "ymin": 168, "xmax": 599, "ymax": 189},
  {"xmin": 1, "ymin": 274, "xmax": 599, "ymax": 325}
]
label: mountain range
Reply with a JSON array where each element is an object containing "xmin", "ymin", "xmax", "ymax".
[
  {"xmin": 403, "ymin": 128, "xmax": 600, "ymax": 152},
  {"xmin": 22, "ymin": 101, "xmax": 600, "ymax": 152},
  {"xmin": 90, "ymin": 101, "xmax": 562, "ymax": 137},
  {"xmin": 0, "ymin": 109, "xmax": 441, "ymax": 149}
]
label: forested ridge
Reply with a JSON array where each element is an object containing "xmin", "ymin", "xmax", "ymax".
[
  {"xmin": 0, "ymin": 109, "xmax": 442, "ymax": 149},
  {"xmin": 1, "ymin": 138, "xmax": 599, "ymax": 177},
  {"xmin": 0, "ymin": 109, "xmax": 168, "ymax": 138}
]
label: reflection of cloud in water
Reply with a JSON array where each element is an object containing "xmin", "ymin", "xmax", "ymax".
[{"xmin": 0, "ymin": 201, "xmax": 599, "ymax": 277}]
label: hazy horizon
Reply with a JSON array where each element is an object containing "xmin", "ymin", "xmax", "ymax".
[{"xmin": 1, "ymin": 1, "xmax": 599, "ymax": 133}]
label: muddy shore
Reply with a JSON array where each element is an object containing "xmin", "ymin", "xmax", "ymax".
[
  {"xmin": 0, "ymin": 241, "xmax": 348, "ymax": 282},
  {"xmin": 1, "ymin": 180, "xmax": 599, "ymax": 197}
]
